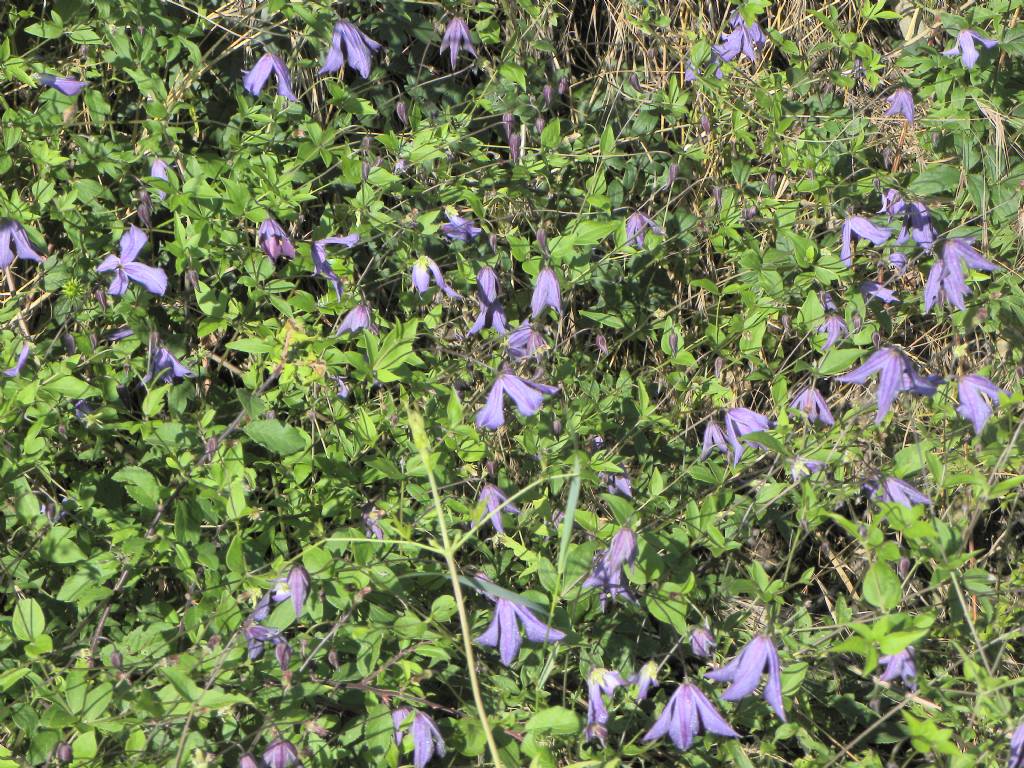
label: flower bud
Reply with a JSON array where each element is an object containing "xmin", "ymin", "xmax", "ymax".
[
  {"xmin": 395, "ymin": 101, "xmax": 408, "ymax": 127},
  {"xmin": 56, "ymin": 743, "xmax": 73, "ymax": 763}
]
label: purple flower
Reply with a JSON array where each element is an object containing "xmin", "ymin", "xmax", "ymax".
[
  {"xmin": 859, "ymin": 281, "xmax": 899, "ymax": 304},
  {"xmin": 642, "ymin": 682, "xmax": 739, "ymax": 751},
  {"xmin": 836, "ymin": 347, "xmax": 940, "ymax": 423},
  {"xmin": 884, "ymin": 89, "xmax": 914, "ymax": 124},
  {"xmin": 96, "ymin": 226, "xmax": 167, "ymax": 296},
  {"xmin": 690, "ymin": 627, "xmax": 716, "ymax": 658},
  {"xmin": 271, "ymin": 565, "xmax": 310, "ymax": 619},
  {"xmin": 331, "ymin": 375, "xmax": 349, "ymax": 399},
  {"xmin": 585, "ymin": 667, "xmax": 626, "ymax": 743},
  {"xmin": 468, "ymin": 266, "xmax": 507, "ymax": 335},
  {"xmin": 244, "ymin": 623, "xmax": 280, "ymax": 659},
  {"xmin": 924, "ymin": 237, "xmax": 998, "ymax": 312},
  {"xmin": 392, "ymin": 708, "xmax": 445, "ymax": 768},
  {"xmin": 258, "ymin": 218, "xmax": 295, "ymax": 263},
  {"xmin": 275, "ymin": 639, "xmax": 292, "ymax": 670},
  {"xmin": 602, "ymin": 471, "xmax": 633, "ymax": 498},
  {"xmin": 895, "ymin": 201, "xmax": 937, "ymax": 251},
  {"xmin": 700, "ymin": 420, "xmax": 729, "ymax": 460},
  {"xmin": 879, "ymin": 189, "xmax": 905, "ymax": 216},
  {"xmin": 363, "ymin": 508, "xmax": 384, "ymax": 539},
  {"xmin": 878, "ymin": 646, "xmax": 917, "ymax": 691},
  {"xmin": 240, "ymin": 754, "xmax": 258, "ymax": 768},
  {"xmin": 630, "ymin": 661, "xmax": 659, "ymax": 702},
  {"xmin": 506, "ymin": 323, "xmax": 548, "ymax": 359},
  {"xmin": 957, "ymin": 374, "xmax": 1006, "ymax": 434},
  {"xmin": 625, "ymin": 211, "xmax": 664, "ymax": 248},
  {"xmin": 840, "ymin": 215, "xmax": 891, "ymax": 267},
  {"xmin": 311, "ymin": 234, "xmax": 358, "ymax": 299},
  {"xmin": 791, "ymin": 457, "xmax": 826, "ymax": 481},
  {"xmin": 441, "ymin": 213, "xmax": 481, "ymax": 242},
  {"xmin": 0, "ymin": 219, "xmax": 44, "ymax": 269},
  {"xmin": 712, "ymin": 12, "xmax": 766, "ymax": 67},
  {"xmin": 723, "ymin": 407, "xmax": 772, "ymax": 465},
  {"xmin": 243, "ymin": 53, "xmax": 296, "ymax": 101},
  {"xmin": 150, "ymin": 158, "xmax": 171, "ymax": 200},
  {"xmin": 820, "ymin": 290, "xmax": 839, "ymax": 312},
  {"xmin": 530, "ymin": 267, "xmax": 562, "ymax": 318},
  {"xmin": 942, "ymin": 29, "xmax": 997, "ymax": 69},
  {"xmin": 706, "ymin": 634, "xmax": 786, "ymax": 720},
  {"xmin": 411, "ymin": 256, "xmax": 459, "ymax": 299},
  {"xmin": 477, "ymin": 483, "xmax": 521, "ymax": 533},
  {"xmin": 320, "ymin": 20, "xmax": 381, "ymax": 78},
  {"xmin": 817, "ymin": 315, "xmax": 848, "ymax": 350},
  {"xmin": 890, "ymin": 251, "xmax": 908, "ymax": 272},
  {"xmin": 147, "ymin": 346, "xmax": 194, "ymax": 384},
  {"xmin": 1009, "ymin": 721, "xmax": 1024, "ymax": 768},
  {"xmin": 38, "ymin": 74, "xmax": 87, "ymax": 95},
  {"xmin": 474, "ymin": 582, "xmax": 565, "ymax": 666},
  {"xmin": 337, "ymin": 303, "xmax": 378, "ymax": 335},
  {"xmin": 789, "ymin": 385, "xmax": 834, "ymax": 426},
  {"xmin": 2, "ymin": 343, "xmax": 31, "ymax": 378},
  {"xmin": 440, "ymin": 17, "xmax": 476, "ymax": 70},
  {"xmin": 475, "ymin": 371, "xmax": 559, "ymax": 430},
  {"xmin": 582, "ymin": 528, "xmax": 637, "ymax": 610},
  {"xmin": 870, "ymin": 476, "xmax": 932, "ymax": 509},
  {"xmin": 262, "ymin": 740, "xmax": 299, "ymax": 768}
]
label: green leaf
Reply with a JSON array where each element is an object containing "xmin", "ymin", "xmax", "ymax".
[
  {"xmin": 12, "ymin": 598, "xmax": 46, "ymax": 642},
  {"xmin": 908, "ymin": 164, "xmax": 961, "ymax": 196},
  {"xmin": 862, "ymin": 562, "xmax": 901, "ymax": 611},
  {"xmin": 112, "ymin": 466, "xmax": 161, "ymax": 508},
  {"xmin": 524, "ymin": 706, "xmax": 581, "ymax": 735},
  {"xmin": 244, "ymin": 419, "xmax": 307, "ymax": 456}
]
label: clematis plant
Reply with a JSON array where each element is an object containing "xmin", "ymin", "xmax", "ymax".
[
  {"xmin": 311, "ymin": 233, "xmax": 358, "ymax": 299},
  {"xmin": 97, "ymin": 226, "xmax": 167, "ymax": 296},
  {"xmin": 392, "ymin": 708, "xmax": 445, "ymax": 768},
  {"xmin": 924, "ymin": 237, "xmax": 998, "ymax": 312},
  {"xmin": 475, "ymin": 370, "xmax": 559, "ymax": 430},
  {"xmin": 440, "ymin": 17, "xmax": 476, "ymax": 69},
  {"xmin": 706, "ymin": 634, "xmax": 787, "ymax": 720},
  {"xmin": 642, "ymin": 682, "xmax": 739, "ymax": 751},
  {"xmin": 884, "ymin": 89, "xmax": 914, "ymax": 124},
  {"xmin": 468, "ymin": 266, "xmax": 507, "ymax": 335},
  {"xmin": 836, "ymin": 347, "xmax": 941, "ymax": 423},
  {"xmin": 942, "ymin": 29, "xmax": 997, "ymax": 68},
  {"xmin": 0, "ymin": 219, "xmax": 44, "ymax": 269},
  {"xmin": 320, "ymin": 20, "xmax": 381, "ymax": 78},
  {"xmin": 956, "ymin": 374, "xmax": 1005, "ymax": 434},
  {"xmin": 243, "ymin": 53, "xmax": 296, "ymax": 100},
  {"xmin": 476, "ymin": 483, "xmax": 521, "ymax": 533},
  {"xmin": 530, "ymin": 267, "xmax": 562, "ymax": 317},
  {"xmin": 473, "ymin": 577, "xmax": 565, "ymax": 666}
]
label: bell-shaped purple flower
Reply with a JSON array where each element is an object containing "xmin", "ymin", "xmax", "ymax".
[
  {"xmin": 258, "ymin": 218, "xmax": 295, "ymax": 263},
  {"xmin": 630, "ymin": 661, "xmax": 660, "ymax": 702},
  {"xmin": 475, "ymin": 371, "xmax": 559, "ymax": 430},
  {"xmin": 791, "ymin": 457, "xmax": 827, "ymax": 481},
  {"xmin": 957, "ymin": 374, "xmax": 1006, "ymax": 435},
  {"xmin": 942, "ymin": 29, "xmax": 997, "ymax": 69},
  {"xmin": 392, "ymin": 708, "xmax": 446, "ymax": 768},
  {"xmin": 840, "ymin": 215, "xmax": 891, "ymax": 267},
  {"xmin": 3, "ymin": 343, "xmax": 31, "ymax": 378},
  {"xmin": 625, "ymin": 211, "xmax": 664, "ymax": 248},
  {"xmin": 860, "ymin": 280, "xmax": 899, "ymax": 304},
  {"xmin": 474, "ymin": 583, "xmax": 565, "ymax": 666},
  {"xmin": 924, "ymin": 237, "xmax": 998, "ymax": 312},
  {"xmin": 243, "ymin": 53, "xmax": 296, "ymax": 101},
  {"xmin": 884, "ymin": 89, "xmax": 915, "ymax": 124},
  {"xmin": 817, "ymin": 315, "xmax": 848, "ymax": 351},
  {"xmin": 585, "ymin": 667, "xmax": 626, "ymax": 743},
  {"xmin": 642, "ymin": 682, "xmax": 739, "ymax": 750},
  {"xmin": 700, "ymin": 420, "xmax": 729, "ymax": 460},
  {"xmin": 239, "ymin": 754, "xmax": 259, "ymax": 768},
  {"xmin": 477, "ymin": 483, "xmax": 521, "ymax": 533},
  {"xmin": 1009, "ymin": 721, "xmax": 1024, "ymax": 768},
  {"xmin": 411, "ymin": 256, "xmax": 459, "ymax": 299},
  {"xmin": 320, "ymin": 20, "xmax": 381, "ymax": 78},
  {"xmin": 310, "ymin": 234, "xmax": 357, "ymax": 299},
  {"xmin": 147, "ymin": 346, "xmax": 194, "ymax": 384},
  {"xmin": 789, "ymin": 385, "xmax": 834, "ymax": 426},
  {"xmin": 441, "ymin": 213, "xmax": 481, "ymax": 242},
  {"xmin": 0, "ymin": 219, "xmax": 44, "ymax": 269},
  {"xmin": 602, "ymin": 471, "xmax": 633, "ymax": 498},
  {"xmin": 895, "ymin": 201, "xmax": 937, "ymax": 251},
  {"xmin": 262, "ymin": 740, "xmax": 299, "ymax": 768},
  {"xmin": 583, "ymin": 528, "xmax": 637, "ymax": 611},
  {"xmin": 96, "ymin": 226, "xmax": 167, "ymax": 296},
  {"xmin": 530, "ymin": 266, "xmax": 562, "ymax": 318},
  {"xmin": 890, "ymin": 251, "xmax": 908, "ymax": 272},
  {"xmin": 869, "ymin": 476, "xmax": 932, "ymax": 509},
  {"xmin": 337, "ymin": 303, "xmax": 378, "ymax": 335},
  {"xmin": 879, "ymin": 189, "xmax": 905, "ymax": 217},
  {"xmin": 363, "ymin": 508, "xmax": 384, "ymax": 539},
  {"xmin": 468, "ymin": 266, "xmax": 507, "ymax": 335},
  {"xmin": 706, "ymin": 634, "xmax": 786, "ymax": 720},
  {"xmin": 440, "ymin": 17, "xmax": 477, "ymax": 70},
  {"xmin": 38, "ymin": 74, "xmax": 88, "ymax": 95},
  {"xmin": 150, "ymin": 158, "xmax": 171, "ymax": 200},
  {"xmin": 723, "ymin": 407, "xmax": 772, "ymax": 465},
  {"xmin": 270, "ymin": 565, "xmax": 310, "ymax": 619},
  {"xmin": 836, "ymin": 347, "xmax": 940, "ymax": 423},
  {"xmin": 506, "ymin": 323, "xmax": 548, "ymax": 359},
  {"xmin": 878, "ymin": 646, "xmax": 917, "ymax": 691},
  {"xmin": 690, "ymin": 627, "xmax": 716, "ymax": 658}
]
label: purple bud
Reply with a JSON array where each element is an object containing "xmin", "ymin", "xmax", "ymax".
[
  {"xmin": 502, "ymin": 113, "xmax": 515, "ymax": 141},
  {"xmin": 897, "ymin": 556, "xmax": 910, "ymax": 579},
  {"xmin": 110, "ymin": 650, "xmax": 123, "ymax": 669},
  {"xmin": 668, "ymin": 331, "xmax": 679, "ymax": 355},
  {"xmin": 558, "ymin": 76, "xmax": 569, "ymax": 95},
  {"xmin": 534, "ymin": 116, "xmax": 546, "ymax": 134},
  {"xmin": 666, "ymin": 163, "xmax": 679, "ymax": 188},
  {"xmin": 275, "ymin": 640, "xmax": 292, "ymax": 670},
  {"xmin": 552, "ymin": 418, "xmax": 562, "ymax": 436},
  {"xmin": 137, "ymin": 189, "xmax": 152, "ymax": 228},
  {"xmin": 56, "ymin": 743, "xmax": 73, "ymax": 763},
  {"xmin": 536, "ymin": 228, "xmax": 548, "ymax": 254},
  {"xmin": 596, "ymin": 334, "xmax": 608, "ymax": 357},
  {"xmin": 714, "ymin": 356, "xmax": 725, "ymax": 379},
  {"xmin": 240, "ymin": 755, "xmax": 259, "ymax": 768},
  {"xmin": 488, "ymin": 233, "xmax": 498, "ymax": 252},
  {"xmin": 62, "ymin": 333, "xmax": 77, "ymax": 355},
  {"xmin": 700, "ymin": 114, "xmax": 711, "ymax": 134},
  {"xmin": 690, "ymin": 627, "xmax": 716, "ymax": 658},
  {"xmin": 396, "ymin": 101, "xmax": 408, "ymax": 127},
  {"xmin": 542, "ymin": 84, "xmax": 553, "ymax": 108},
  {"xmin": 628, "ymin": 73, "xmax": 641, "ymax": 90},
  {"xmin": 508, "ymin": 133, "xmax": 521, "ymax": 163},
  {"xmin": 712, "ymin": 186, "xmax": 722, "ymax": 210}
]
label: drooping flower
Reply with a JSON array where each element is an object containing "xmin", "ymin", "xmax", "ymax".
[
  {"xmin": 625, "ymin": 211, "xmax": 664, "ymax": 248},
  {"xmin": 262, "ymin": 740, "xmax": 299, "ymax": 768},
  {"xmin": 411, "ymin": 256, "xmax": 459, "ymax": 299},
  {"xmin": 96, "ymin": 226, "xmax": 167, "ymax": 296},
  {"xmin": 924, "ymin": 237, "xmax": 998, "ymax": 312},
  {"xmin": 475, "ymin": 371, "xmax": 559, "ymax": 430},
  {"xmin": 890, "ymin": 251, "xmax": 908, "ymax": 272},
  {"xmin": 602, "ymin": 471, "xmax": 633, "ymax": 498},
  {"xmin": 690, "ymin": 627, "xmax": 716, "ymax": 659},
  {"xmin": 630, "ymin": 661, "xmax": 660, "ymax": 702},
  {"xmin": 506, "ymin": 323, "xmax": 548, "ymax": 359},
  {"xmin": 1009, "ymin": 721, "xmax": 1024, "ymax": 768},
  {"xmin": 879, "ymin": 189, "xmax": 905, "ymax": 217},
  {"xmin": 310, "ymin": 234, "xmax": 357, "ymax": 299},
  {"xmin": 884, "ymin": 89, "xmax": 914, "ymax": 124},
  {"xmin": 700, "ymin": 420, "xmax": 729, "ymax": 460},
  {"xmin": 582, "ymin": 528, "xmax": 638, "ymax": 610},
  {"xmin": 440, "ymin": 213, "xmax": 481, "ymax": 242},
  {"xmin": 319, "ymin": 20, "xmax": 381, "ymax": 78},
  {"xmin": 363, "ymin": 508, "xmax": 384, "ymax": 539},
  {"xmin": 147, "ymin": 346, "xmax": 194, "ymax": 384},
  {"xmin": 869, "ymin": 476, "xmax": 932, "ymax": 509},
  {"xmin": 258, "ymin": 218, "xmax": 296, "ymax": 263},
  {"xmin": 474, "ymin": 581, "xmax": 565, "ymax": 666},
  {"xmin": 957, "ymin": 374, "xmax": 1006, "ymax": 434},
  {"xmin": 712, "ymin": 11, "xmax": 766, "ymax": 65},
  {"xmin": 817, "ymin": 315, "xmax": 848, "ymax": 351},
  {"xmin": 836, "ymin": 347, "xmax": 941, "ymax": 423},
  {"xmin": 2, "ymin": 343, "xmax": 31, "ymax": 377},
  {"xmin": 942, "ymin": 29, "xmax": 998, "ymax": 69},
  {"xmin": 477, "ymin": 483, "xmax": 521, "ymax": 533},
  {"xmin": 530, "ymin": 267, "xmax": 562, "ymax": 318},
  {"xmin": 895, "ymin": 201, "xmax": 937, "ymax": 251},
  {"xmin": 789, "ymin": 385, "xmax": 834, "ymax": 426},
  {"xmin": 642, "ymin": 682, "xmax": 739, "ymax": 751},
  {"xmin": 860, "ymin": 281, "xmax": 899, "ymax": 304},
  {"xmin": 440, "ymin": 17, "xmax": 477, "ymax": 70},
  {"xmin": 38, "ymin": 74, "xmax": 88, "ymax": 95},
  {"xmin": 585, "ymin": 668, "xmax": 627, "ymax": 744},
  {"xmin": 150, "ymin": 158, "xmax": 171, "ymax": 200},
  {"xmin": 392, "ymin": 708, "xmax": 446, "ymax": 768},
  {"xmin": 468, "ymin": 266, "xmax": 507, "ymax": 335},
  {"xmin": 840, "ymin": 215, "xmax": 891, "ymax": 267},
  {"xmin": 337, "ymin": 303, "xmax": 378, "ymax": 335},
  {"xmin": 0, "ymin": 219, "xmax": 44, "ymax": 269},
  {"xmin": 723, "ymin": 407, "xmax": 772, "ymax": 465},
  {"xmin": 706, "ymin": 634, "xmax": 786, "ymax": 720},
  {"xmin": 878, "ymin": 646, "xmax": 917, "ymax": 691},
  {"xmin": 240, "ymin": 753, "xmax": 259, "ymax": 768},
  {"xmin": 271, "ymin": 565, "xmax": 310, "ymax": 619},
  {"xmin": 791, "ymin": 457, "xmax": 826, "ymax": 481},
  {"xmin": 243, "ymin": 53, "xmax": 296, "ymax": 101}
]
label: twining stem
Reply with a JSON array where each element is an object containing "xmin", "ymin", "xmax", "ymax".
[{"xmin": 408, "ymin": 411, "xmax": 503, "ymax": 768}]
